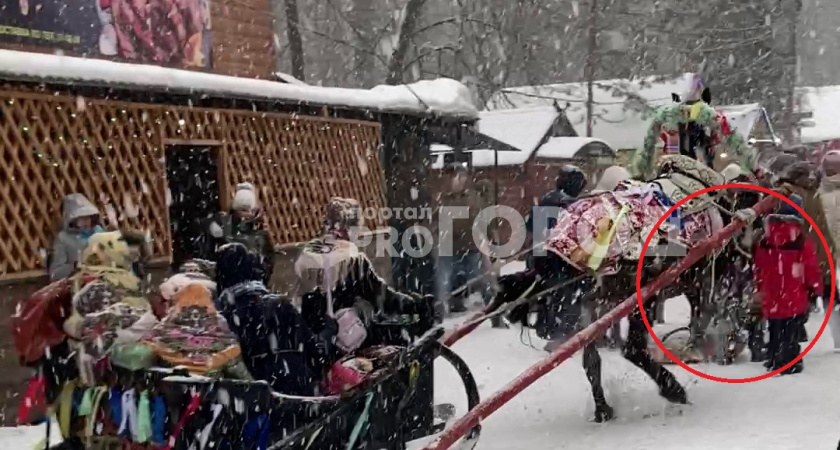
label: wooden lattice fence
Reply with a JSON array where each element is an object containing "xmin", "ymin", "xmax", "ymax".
[{"xmin": 0, "ymin": 89, "xmax": 386, "ymax": 279}]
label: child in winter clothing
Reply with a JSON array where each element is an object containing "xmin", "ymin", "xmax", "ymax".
[
  {"xmin": 206, "ymin": 182, "xmax": 274, "ymax": 284},
  {"xmin": 48, "ymin": 193, "xmax": 105, "ymax": 281},
  {"xmin": 753, "ymin": 194, "xmax": 822, "ymax": 374}
]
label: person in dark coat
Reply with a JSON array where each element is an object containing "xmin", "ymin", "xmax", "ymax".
[
  {"xmin": 525, "ymin": 165, "xmax": 588, "ymax": 242},
  {"xmin": 524, "ymin": 165, "xmax": 588, "ymax": 351},
  {"xmin": 753, "ymin": 194, "xmax": 822, "ymax": 375},
  {"xmin": 294, "ymin": 197, "xmax": 436, "ymax": 342},
  {"xmin": 432, "ymin": 164, "xmax": 497, "ymax": 318},
  {"xmin": 215, "ymin": 243, "xmax": 337, "ymax": 396}
]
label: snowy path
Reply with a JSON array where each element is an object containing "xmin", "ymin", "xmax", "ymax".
[
  {"xmin": 5, "ymin": 307, "xmax": 837, "ymax": 449},
  {"xmin": 412, "ymin": 296, "xmax": 840, "ymax": 450}
]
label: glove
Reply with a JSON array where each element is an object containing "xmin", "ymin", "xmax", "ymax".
[
  {"xmin": 734, "ymin": 208, "xmax": 757, "ymax": 224},
  {"xmin": 815, "ymin": 296, "xmax": 825, "ymax": 314}
]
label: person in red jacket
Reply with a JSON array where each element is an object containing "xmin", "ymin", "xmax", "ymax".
[{"xmin": 753, "ymin": 194, "xmax": 823, "ymax": 375}]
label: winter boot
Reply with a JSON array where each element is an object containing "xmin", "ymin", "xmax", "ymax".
[
  {"xmin": 593, "ymin": 403, "xmax": 615, "ymax": 423},
  {"xmin": 781, "ymin": 360, "xmax": 804, "ymax": 375},
  {"xmin": 797, "ymin": 322, "xmax": 809, "ymax": 343},
  {"xmin": 748, "ymin": 324, "xmax": 766, "ymax": 362}
]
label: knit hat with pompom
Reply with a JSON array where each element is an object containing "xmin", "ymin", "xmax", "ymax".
[{"xmin": 232, "ymin": 182, "xmax": 257, "ymax": 211}]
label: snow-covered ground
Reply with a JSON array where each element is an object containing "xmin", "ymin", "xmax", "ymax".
[
  {"xmin": 5, "ymin": 261, "xmax": 838, "ymax": 449},
  {"xmin": 407, "ymin": 262, "xmax": 840, "ymax": 449}
]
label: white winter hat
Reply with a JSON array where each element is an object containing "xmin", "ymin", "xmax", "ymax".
[
  {"xmin": 232, "ymin": 182, "xmax": 257, "ymax": 211},
  {"xmin": 593, "ymin": 166, "xmax": 631, "ymax": 192}
]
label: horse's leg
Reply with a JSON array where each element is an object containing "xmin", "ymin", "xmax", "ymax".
[
  {"xmin": 655, "ymin": 296, "xmax": 666, "ymax": 324},
  {"xmin": 583, "ymin": 341, "xmax": 614, "ymax": 422},
  {"xmin": 686, "ymin": 284, "xmax": 714, "ymax": 352},
  {"xmin": 577, "ymin": 300, "xmax": 613, "ymax": 421},
  {"xmin": 622, "ymin": 297, "xmax": 689, "ymax": 404}
]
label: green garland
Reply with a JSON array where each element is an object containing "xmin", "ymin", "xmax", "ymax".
[{"xmin": 629, "ymin": 102, "xmax": 755, "ymax": 180}]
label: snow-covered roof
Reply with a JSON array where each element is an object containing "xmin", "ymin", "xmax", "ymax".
[
  {"xmin": 487, "ymin": 75, "xmax": 771, "ymax": 150},
  {"xmin": 797, "ymin": 85, "xmax": 840, "ymax": 144},
  {"xmin": 715, "ymin": 103, "xmax": 772, "ymax": 142},
  {"xmin": 0, "ymin": 50, "xmax": 478, "ymax": 119},
  {"xmin": 430, "ymin": 137, "xmax": 612, "ymax": 169},
  {"xmin": 273, "ymin": 72, "xmax": 308, "ymax": 85},
  {"xmin": 486, "ymin": 74, "xmax": 697, "ymax": 150},
  {"xmin": 428, "ymin": 107, "xmax": 561, "ymax": 168},
  {"xmin": 537, "ymin": 137, "xmax": 613, "ymax": 160},
  {"xmin": 477, "ymin": 107, "xmax": 560, "ymax": 153}
]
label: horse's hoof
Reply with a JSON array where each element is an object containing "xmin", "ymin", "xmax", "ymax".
[
  {"xmin": 593, "ymin": 405, "xmax": 615, "ymax": 423},
  {"xmin": 659, "ymin": 382, "xmax": 689, "ymax": 405}
]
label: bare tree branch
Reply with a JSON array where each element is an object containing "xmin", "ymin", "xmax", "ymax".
[
  {"xmin": 302, "ymin": 26, "xmax": 390, "ymax": 67},
  {"xmin": 386, "ymin": 0, "xmax": 429, "ymax": 85},
  {"xmin": 283, "ymin": 0, "xmax": 306, "ymax": 81}
]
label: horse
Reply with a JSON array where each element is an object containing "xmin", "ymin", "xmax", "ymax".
[{"xmin": 490, "ymin": 156, "xmax": 764, "ymax": 423}]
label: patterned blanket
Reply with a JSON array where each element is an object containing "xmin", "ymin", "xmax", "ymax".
[
  {"xmin": 141, "ymin": 283, "xmax": 244, "ymax": 376},
  {"xmin": 545, "ymin": 182, "xmax": 721, "ymax": 274}
]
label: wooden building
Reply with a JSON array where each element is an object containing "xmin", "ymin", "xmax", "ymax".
[
  {"xmin": 429, "ymin": 107, "xmax": 616, "ymax": 245},
  {"xmin": 0, "ymin": 1, "xmax": 478, "ymax": 424}
]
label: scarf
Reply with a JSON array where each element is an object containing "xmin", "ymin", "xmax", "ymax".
[
  {"xmin": 142, "ymin": 283, "xmax": 242, "ymax": 374},
  {"xmin": 294, "ymin": 236, "xmax": 366, "ymax": 298}
]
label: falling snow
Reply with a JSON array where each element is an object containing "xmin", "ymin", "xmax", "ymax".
[{"xmin": 0, "ymin": 1, "xmax": 837, "ymax": 449}]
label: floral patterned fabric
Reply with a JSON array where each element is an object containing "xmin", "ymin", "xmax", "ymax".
[
  {"xmin": 64, "ymin": 232, "xmax": 150, "ymax": 364},
  {"xmin": 545, "ymin": 171, "xmax": 720, "ymax": 274},
  {"xmin": 141, "ymin": 283, "xmax": 243, "ymax": 376},
  {"xmin": 75, "ymin": 283, "xmax": 149, "ymax": 362}
]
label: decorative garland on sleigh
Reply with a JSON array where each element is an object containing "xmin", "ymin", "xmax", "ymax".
[{"xmin": 630, "ymin": 101, "xmax": 755, "ymax": 180}]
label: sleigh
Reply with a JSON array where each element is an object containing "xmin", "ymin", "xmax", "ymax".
[
  {"xmin": 150, "ymin": 325, "xmax": 480, "ymax": 450},
  {"xmin": 15, "ymin": 295, "xmax": 480, "ymax": 450}
]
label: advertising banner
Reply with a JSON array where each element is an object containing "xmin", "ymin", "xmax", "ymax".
[{"xmin": 0, "ymin": 0, "xmax": 212, "ymax": 69}]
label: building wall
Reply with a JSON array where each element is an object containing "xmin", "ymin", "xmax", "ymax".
[
  {"xmin": 210, "ymin": 0, "xmax": 275, "ymax": 78},
  {"xmin": 0, "ymin": 86, "xmax": 392, "ymax": 423},
  {"xmin": 429, "ymin": 159, "xmax": 605, "ymax": 247},
  {"xmin": 0, "ymin": 0, "xmax": 275, "ymax": 79},
  {"xmin": 0, "ymin": 87, "xmax": 385, "ymax": 278}
]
